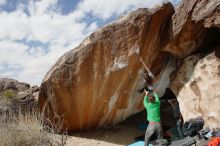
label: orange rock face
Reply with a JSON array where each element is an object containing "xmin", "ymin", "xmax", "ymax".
[{"xmin": 39, "ymin": 0, "xmax": 220, "ymax": 131}]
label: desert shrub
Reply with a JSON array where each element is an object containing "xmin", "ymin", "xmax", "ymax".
[
  {"xmin": 1, "ymin": 89, "xmax": 17, "ymax": 100},
  {"xmin": 0, "ymin": 109, "xmax": 67, "ymax": 146}
]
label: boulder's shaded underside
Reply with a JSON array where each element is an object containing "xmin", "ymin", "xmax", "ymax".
[{"xmin": 39, "ymin": 0, "xmax": 220, "ymax": 131}]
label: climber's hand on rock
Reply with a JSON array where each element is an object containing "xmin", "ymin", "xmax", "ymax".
[{"xmin": 144, "ymin": 90, "xmax": 149, "ymax": 95}]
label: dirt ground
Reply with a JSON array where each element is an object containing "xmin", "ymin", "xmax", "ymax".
[
  {"xmin": 63, "ymin": 110, "xmax": 209, "ymax": 146},
  {"xmin": 65, "ymin": 111, "xmax": 146, "ymax": 146}
]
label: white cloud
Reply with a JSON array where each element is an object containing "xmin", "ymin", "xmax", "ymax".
[
  {"xmin": 0, "ymin": 0, "xmax": 90, "ymax": 85},
  {"xmin": 0, "ymin": 39, "xmax": 74, "ymax": 85},
  {"xmin": 0, "ymin": 0, "xmax": 179, "ymax": 85},
  {"xmin": 0, "ymin": 1, "xmax": 86, "ymax": 44},
  {"xmin": 76, "ymin": 0, "xmax": 165, "ymax": 20},
  {"xmin": 27, "ymin": 13, "xmax": 87, "ymax": 44},
  {"xmin": 27, "ymin": 0, "xmax": 59, "ymax": 15},
  {"xmin": 28, "ymin": 47, "xmax": 47, "ymax": 57},
  {"xmin": 0, "ymin": 40, "xmax": 28, "ymax": 64},
  {"xmin": 0, "ymin": 10, "xmax": 28, "ymax": 41},
  {"xmin": 0, "ymin": 0, "xmax": 6, "ymax": 6},
  {"xmin": 85, "ymin": 22, "xmax": 98, "ymax": 34}
]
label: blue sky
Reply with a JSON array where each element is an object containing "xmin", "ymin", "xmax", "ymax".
[{"xmin": 0, "ymin": 0, "xmax": 181, "ymax": 85}]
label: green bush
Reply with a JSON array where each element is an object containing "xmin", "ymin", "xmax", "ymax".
[{"xmin": 2, "ymin": 90, "xmax": 17, "ymax": 99}]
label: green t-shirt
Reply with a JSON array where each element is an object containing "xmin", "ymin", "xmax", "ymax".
[{"xmin": 143, "ymin": 92, "xmax": 161, "ymax": 122}]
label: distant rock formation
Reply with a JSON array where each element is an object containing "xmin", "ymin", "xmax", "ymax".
[
  {"xmin": 39, "ymin": 0, "xmax": 220, "ymax": 131},
  {"xmin": 0, "ymin": 78, "xmax": 30, "ymax": 92},
  {"xmin": 0, "ymin": 78, "xmax": 39, "ymax": 114}
]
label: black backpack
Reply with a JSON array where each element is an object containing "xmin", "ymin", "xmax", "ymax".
[{"xmin": 183, "ymin": 117, "xmax": 204, "ymax": 137}]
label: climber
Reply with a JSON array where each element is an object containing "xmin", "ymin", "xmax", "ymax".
[
  {"xmin": 139, "ymin": 57, "xmax": 164, "ymax": 146},
  {"xmin": 143, "ymin": 89, "xmax": 163, "ymax": 146}
]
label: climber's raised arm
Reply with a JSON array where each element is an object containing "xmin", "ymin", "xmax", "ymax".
[{"xmin": 140, "ymin": 57, "xmax": 155, "ymax": 79}]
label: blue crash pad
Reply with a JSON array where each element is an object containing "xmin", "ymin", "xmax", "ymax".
[{"xmin": 128, "ymin": 141, "xmax": 153, "ymax": 146}]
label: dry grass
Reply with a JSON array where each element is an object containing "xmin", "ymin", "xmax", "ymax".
[{"xmin": 0, "ymin": 108, "xmax": 67, "ymax": 146}]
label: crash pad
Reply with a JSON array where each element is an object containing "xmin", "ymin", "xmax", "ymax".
[{"xmin": 128, "ymin": 141, "xmax": 153, "ymax": 146}]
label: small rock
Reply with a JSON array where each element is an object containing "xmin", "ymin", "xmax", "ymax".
[
  {"xmin": 15, "ymin": 83, "xmax": 30, "ymax": 92},
  {"xmin": 29, "ymin": 85, "xmax": 39, "ymax": 93}
]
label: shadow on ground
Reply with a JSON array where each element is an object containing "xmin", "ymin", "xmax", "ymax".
[{"xmin": 68, "ymin": 111, "xmax": 146, "ymax": 146}]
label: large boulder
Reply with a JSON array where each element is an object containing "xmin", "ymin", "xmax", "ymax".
[
  {"xmin": 171, "ymin": 50, "xmax": 220, "ymax": 128},
  {"xmin": 39, "ymin": 0, "xmax": 220, "ymax": 131},
  {"xmin": 39, "ymin": 3, "xmax": 175, "ymax": 131}
]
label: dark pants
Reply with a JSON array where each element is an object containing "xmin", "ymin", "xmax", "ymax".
[
  {"xmin": 144, "ymin": 123, "xmax": 163, "ymax": 146},
  {"xmin": 176, "ymin": 119, "xmax": 184, "ymax": 139}
]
